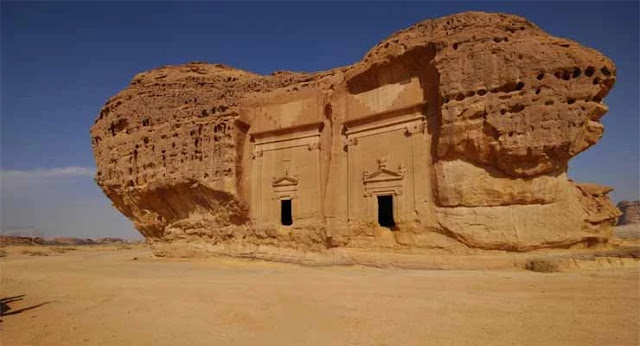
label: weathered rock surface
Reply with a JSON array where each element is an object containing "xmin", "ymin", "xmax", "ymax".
[
  {"xmin": 617, "ymin": 200, "xmax": 640, "ymax": 225},
  {"xmin": 91, "ymin": 12, "xmax": 620, "ymax": 257}
]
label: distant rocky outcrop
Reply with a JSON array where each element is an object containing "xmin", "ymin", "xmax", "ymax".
[
  {"xmin": 48, "ymin": 237, "xmax": 95, "ymax": 246},
  {"xmin": 94, "ymin": 237, "xmax": 126, "ymax": 244},
  {"xmin": 0, "ymin": 236, "xmax": 45, "ymax": 246},
  {"xmin": 0, "ymin": 236, "xmax": 132, "ymax": 246},
  {"xmin": 617, "ymin": 200, "xmax": 640, "ymax": 225},
  {"xmin": 90, "ymin": 12, "xmax": 620, "ymax": 258}
]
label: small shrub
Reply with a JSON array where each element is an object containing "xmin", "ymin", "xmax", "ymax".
[
  {"xmin": 525, "ymin": 258, "xmax": 559, "ymax": 273},
  {"xmin": 50, "ymin": 247, "xmax": 76, "ymax": 254},
  {"xmin": 21, "ymin": 249, "xmax": 49, "ymax": 256},
  {"xmin": 0, "ymin": 249, "xmax": 7, "ymax": 257}
]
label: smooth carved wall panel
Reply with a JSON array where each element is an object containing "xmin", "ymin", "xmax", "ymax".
[
  {"xmin": 347, "ymin": 77, "xmax": 423, "ymax": 121},
  {"xmin": 91, "ymin": 12, "xmax": 621, "ymax": 256},
  {"xmin": 345, "ymin": 111, "xmax": 432, "ymax": 224},
  {"xmin": 249, "ymin": 96, "xmax": 322, "ymax": 134},
  {"xmin": 251, "ymin": 126, "xmax": 322, "ymax": 226}
]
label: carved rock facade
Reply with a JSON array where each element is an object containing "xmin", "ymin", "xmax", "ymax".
[{"xmin": 91, "ymin": 12, "xmax": 621, "ymax": 257}]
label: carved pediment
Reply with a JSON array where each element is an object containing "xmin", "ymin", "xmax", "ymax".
[
  {"xmin": 272, "ymin": 175, "xmax": 299, "ymax": 187},
  {"xmin": 364, "ymin": 169, "xmax": 404, "ymax": 182},
  {"xmin": 272, "ymin": 159, "xmax": 299, "ymax": 188},
  {"xmin": 363, "ymin": 158, "xmax": 405, "ymax": 183}
]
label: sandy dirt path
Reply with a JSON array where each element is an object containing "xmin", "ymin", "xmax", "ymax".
[{"xmin": 1, "ymin": 247, "xmax": 638, "ymax": 345}]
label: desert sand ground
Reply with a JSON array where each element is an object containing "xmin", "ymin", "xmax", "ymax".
[{"xmin": 1, "ymin": 245, "xmax": 638, "ymax": 346}]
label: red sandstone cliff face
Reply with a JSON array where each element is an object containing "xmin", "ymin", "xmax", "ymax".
[{"xmin": 91, "ymin": 12, "xmax": 620, "ymax": 256}]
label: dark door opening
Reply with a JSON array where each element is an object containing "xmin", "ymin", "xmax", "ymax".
[
  {"xmin": 377, "ymin": 195, "xmax": 395, "ymax": 229},
  {"xmin": 281, "ymin": 199, "xmax": 292, "ymax": 226}
]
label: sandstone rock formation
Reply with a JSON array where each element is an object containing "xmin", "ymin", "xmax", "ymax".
[
  {"xmin": 0, "ymin": 236, "xmax": 45, "ymax": 246},
  {"xmin": 617, "ymin": 200, "xmax": 640, "ymax": 225},
  {"xmin": 90, "ymin": 12, "xmax": 621, "ymax": 257},
  {"xmin": 49, "ymin": 237, "xmax": 96, "ymax": 246},
  {"xmin": 94, "ymin": 237, "xmax": 126, "ymax": 245},
  {"xmin": 0, "ymin": 236, "xmax": 129, "ymax": 246}
]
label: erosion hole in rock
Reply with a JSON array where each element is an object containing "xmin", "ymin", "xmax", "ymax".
[
  {"xmin": 281, "ymin": 199, "xmax": 292, "ymax": 226},
  {"xmin": 585, "ymin": 66, "xmax": 595, "ymax": 77},
  {"xmin": 572, "ymin": 68, "xmax": 581, "ymax": 78},
  {"xmin": 377, "ymin": 195, "xmax": 395, "ymax": 229}
]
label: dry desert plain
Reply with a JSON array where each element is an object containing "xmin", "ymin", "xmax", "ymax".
[{"xmin": 1, "ymin": 243, "xmax": 639, "ymax": 346}]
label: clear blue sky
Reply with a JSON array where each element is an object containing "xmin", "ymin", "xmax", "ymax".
[{"xmin": 1, "ymin": 1, "xmax": 638, "ymax": 238}]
